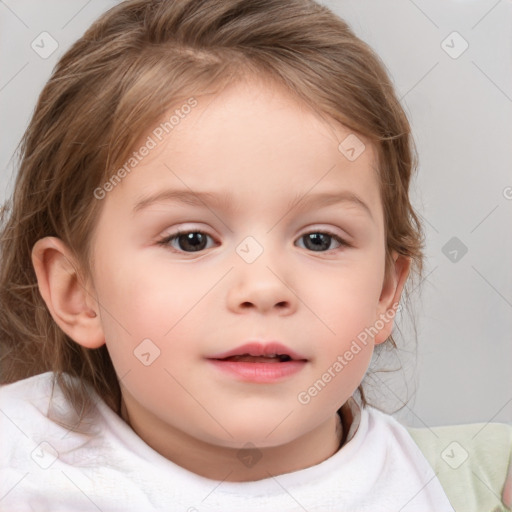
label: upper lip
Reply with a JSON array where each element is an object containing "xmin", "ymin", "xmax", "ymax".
[{"xmin": 207, "ymin": 342, "xmax": 308, "ymax": 361}]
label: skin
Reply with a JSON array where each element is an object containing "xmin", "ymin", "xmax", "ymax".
[{"xmin": 32, "ymin": 77, "xmax": 410, "ymax": 482}]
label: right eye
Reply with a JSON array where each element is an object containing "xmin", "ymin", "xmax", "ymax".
[{"xmin": 157, "ymin": 230, "xmax": 217, "ymax": 253}]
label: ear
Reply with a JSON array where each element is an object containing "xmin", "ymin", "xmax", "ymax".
[
  {"xmin": 31, "ymin": 236, "xmax": 105, "ymax": 349},
  {"xmin": 373, "ymin": 252, "xmax": 411, "ymax": 345}
]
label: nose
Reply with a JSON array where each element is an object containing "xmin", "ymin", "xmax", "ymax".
[{"xmin": 226, "ymin": 251, "xmax": 297, "ymax": 316}]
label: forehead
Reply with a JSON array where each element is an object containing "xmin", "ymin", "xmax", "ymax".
[{"xmin": 104, "ymin": 78, "xmax": 382, "ymax": 221}]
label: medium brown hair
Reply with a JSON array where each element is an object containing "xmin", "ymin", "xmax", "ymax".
[{"xmin": 0, "ymin": 0, "xmax": 424, "ymax": 424}]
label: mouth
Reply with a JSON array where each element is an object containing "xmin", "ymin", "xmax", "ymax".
[
  {"xmin": 216, "ymin": 353, "xmax": 295, "ymax": 363},
  {"xmin": 207, "ymin": 341, "xmax": 308, "ymax": 363},
  {"xmin": 206, "ymin": 342, "xmax": 308, "ymax": 382}
]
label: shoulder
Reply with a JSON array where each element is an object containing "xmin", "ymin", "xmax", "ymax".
[
  {"xmin": 0, "ymin": 371, "xmax": 104, "ymax": 467},
  {"xmin": 0, "ymin": 372, "xmax": 124, "ymax": 508},
  {"xmin": 0, "ymin": 372, "xmax": 59, "ymax": 461},
  {"xmin": 0, "ymin": 373, "xmax": 59, "ymax": 503},
  {"xmin": 0, "ymin": 371, "xmax": 57, "ymax": 420},
  {"xmin": 406, "ymin": 421, "xmax": 512, "ymax": 512},
  {"xmin": 406, "ymin": 420, "xmax": 512, "ymax": 459}
]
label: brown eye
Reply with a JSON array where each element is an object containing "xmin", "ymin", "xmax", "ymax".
[
  {"xmin": 296, "ymin": 231, "xmax": 347, "ymax": 252},
  {"xmin": 158, "ymin": 231, "xmax": 214, "ymax": 253}
]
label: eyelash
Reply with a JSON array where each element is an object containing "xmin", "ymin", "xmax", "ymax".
[{"xmin": 156, "ymin": 228, "xmax": 351, "ymax": 254}]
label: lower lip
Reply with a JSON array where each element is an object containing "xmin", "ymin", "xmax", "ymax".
[{"xmin": 207, "ymin": 359, "xmax": 307, "ymax": 382}]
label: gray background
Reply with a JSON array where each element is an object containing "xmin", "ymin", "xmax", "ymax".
[{"xmin": 0, "ymin": 0, "xmax": 510, "ymax": 428}]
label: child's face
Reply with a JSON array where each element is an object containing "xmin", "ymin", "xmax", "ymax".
[{"xmin": 83, "ymin": 78, "xmax": 406, "ymax": 469}]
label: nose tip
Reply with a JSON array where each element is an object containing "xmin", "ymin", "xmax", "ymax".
[{"xmin": 227, "ymin": 263, "xmax": 296, "ymax": 316}]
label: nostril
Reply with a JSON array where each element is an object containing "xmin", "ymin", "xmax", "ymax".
[{"xmin": 237, "ymin": 301, "xmax": 289, "ymax": 310}]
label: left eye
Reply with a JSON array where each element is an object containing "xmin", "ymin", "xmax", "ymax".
[{"xmin": 295, "ymin": 231, "xmax": 348, "ymax": 252}]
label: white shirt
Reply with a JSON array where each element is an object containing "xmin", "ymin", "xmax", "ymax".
[{"xmin": 0, "ymin": 372, "xmax": 454, "ymax": 511}]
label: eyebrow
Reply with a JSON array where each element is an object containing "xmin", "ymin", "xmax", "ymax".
[
  {"xmin": 132, "ymin": 188, "xmax": 373, "ymax": 220},
  {"xmin": 286, "ymin": 190, "xmax": 373, "ymax": 220},
  {"xmin": 133, "ymin": 189, "xmax": 233, "ymax": 215}
]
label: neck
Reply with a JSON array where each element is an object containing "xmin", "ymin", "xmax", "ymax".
[{"xmin": 121, "ymin": 399, "xmax": 347, "ymax": 482}]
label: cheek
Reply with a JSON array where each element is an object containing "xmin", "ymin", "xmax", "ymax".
[
  {"xmin": 303, "ymin": 260, "xmax": 384, "ymax": 336},
  {"xmin": 93, "ymin": 246, "xmax": 171, "ymax": 323},
  {"xmin": 297, "ymin": 257, "xmax": 384, "ymax": 392},
  {"xmin": 92, "ymin": 251, "xmax": 216, "ymax": 355}
]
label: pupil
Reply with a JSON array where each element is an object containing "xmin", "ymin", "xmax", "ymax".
[
  {"xmin": 179, "ymin": 233, "xmax": 206, "ymax": 252},
  {"xmin": 306, "ymin": 233, "xmax": 329, "ymax": 251}
]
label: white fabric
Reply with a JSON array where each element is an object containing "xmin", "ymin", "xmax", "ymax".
[{"xmin": 0, "ymin": 372, "xmax": 454, "ymax": 511}]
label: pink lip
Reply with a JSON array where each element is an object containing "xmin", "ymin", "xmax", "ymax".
[
  {"xmin": 206, "ymin": 341, "xmax": 308, "ymax": 383},
  {"xmin": 207, "ymin": 341, "xmax": 308, "ymax": 361},
  {"xmin": 208, "ymin": 359, "xmax": 307, "ymax": 383}
]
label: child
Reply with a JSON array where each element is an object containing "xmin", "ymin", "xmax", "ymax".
[{"xmin": 0, "ymin": 0, "xmax": 510, "ymax": 510}]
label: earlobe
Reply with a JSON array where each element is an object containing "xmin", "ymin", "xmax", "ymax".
[
  {"xmin": 373, "ymin": 253, "xmax": 411, "ymax": 345},
  {"xmin": 31, "ymin": 236, "xmax": 105, "ymax": 349}
]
